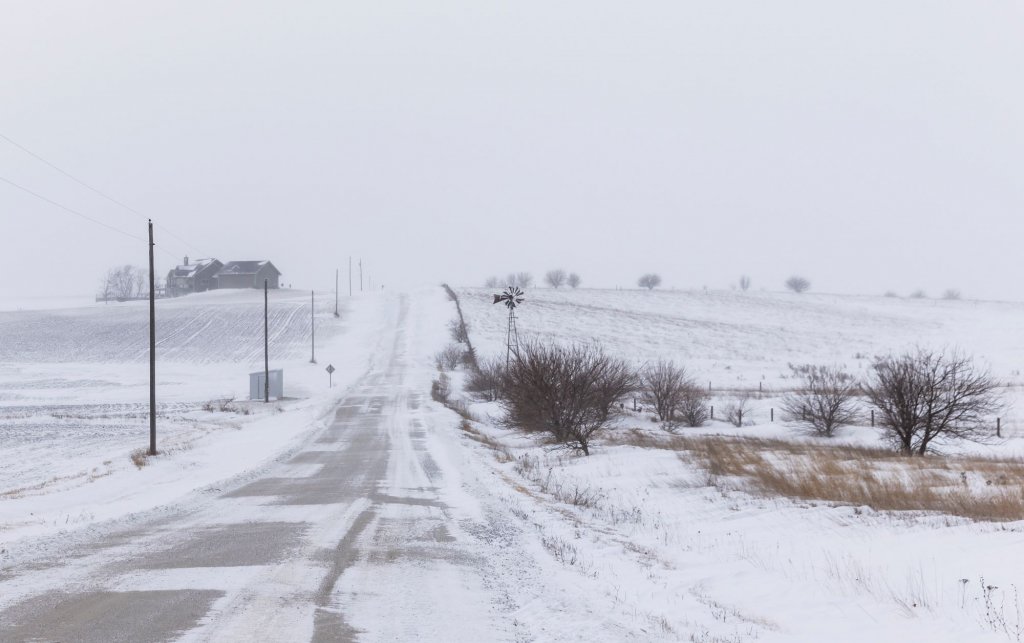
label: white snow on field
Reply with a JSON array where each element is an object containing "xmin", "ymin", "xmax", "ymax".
[
  {"xmin": 447, "ymin": 286, "xmax": 1024, "ymax": 642},
  {"xmin": 0, "ymin": 289, "xmax": 388, "ymax": 552}
]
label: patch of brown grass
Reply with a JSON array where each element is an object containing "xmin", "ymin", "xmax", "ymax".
[
  {"xmin": 458, "ymin": 419, "xmax": 513, "ymax": 462},
  {"xmin": 668, "ymin": 435, "xmax": 1024, "ymax": 522}
]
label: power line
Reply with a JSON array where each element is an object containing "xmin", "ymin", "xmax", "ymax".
[
  {"xmin": 0, "ymin": 174, "xmax": 145, "ymax": 242},
  {"xmin": 0, "ymin": 174, "xmax": 179, "ymax": 261},
  {"xmin": 0, "ymin": 131, "xmax": 207, "ymax": 258}
]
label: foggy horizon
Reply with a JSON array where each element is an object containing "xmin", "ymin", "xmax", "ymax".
[{"xmin": 2, "ymin": 2, "xmax": 1022, "ymax": 302}]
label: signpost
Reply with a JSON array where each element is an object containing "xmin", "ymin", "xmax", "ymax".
[{"xmin": 326, "ymin": 364, "xmax": 335, "ymax": 388}]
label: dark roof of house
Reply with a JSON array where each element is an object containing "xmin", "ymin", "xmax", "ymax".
[
  {"xmin": 167, "ymin": 258, "xmax": 221, "ymax": 278},
  {"xmin": 218, "ymin": 261, "xmax": 281, "ymax": 276}
]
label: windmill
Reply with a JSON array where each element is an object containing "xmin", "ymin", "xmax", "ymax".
[{"xmin": 493, "ymin": 286, "xmax": 525, "ymax": 366}]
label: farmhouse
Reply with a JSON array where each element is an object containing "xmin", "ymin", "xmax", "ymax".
[
  {"xmin": 165, "ymin": 258, "xmax": 223, "ymax": 297},
  {"xmin": 214, "ymin": 261, "xmax": 282, "ymax": 290}
]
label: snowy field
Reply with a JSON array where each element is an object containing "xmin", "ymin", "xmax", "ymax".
[
  {"xmin": 446, "ymin": 286, "xmax": 1024, "ymax": 642},
  {"xmin": 0, "ymin": 288, "xmax": 390, "ymax": 550}
]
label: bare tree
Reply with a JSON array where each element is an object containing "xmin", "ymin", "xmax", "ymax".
[
  {"xmin": 909, "ymin": 289, "xmax": 927, "ymax": 299},
  {"xmin": 98, "ymin": 269, "xmax": 116, "ymax": 302},
  {"xmin": 567, "ymin": 273, "xmax": 581, "ymax": 289},
  {"xmin": 739, "ymin": 275, "xmax": 751, "ymax": 291},
  {"xmin": 640, "ymin": 360, "xmax": 691, "ymax": 422},
  {"xmin": 784, "ymin": 276, "xmax": 810, "ymax": 294},
  {"xmin": 638, "ymin": 274, "xmax": 662, "ymax": 290},
  {"xmin": 942, "ymin": 289, "xmax": 962, "ymax": 300},
  {"xmin": 505, "ymin": 272, "xmax": 533, "ymax": 289},
  {"xmin": 781, "ymin": 365, "xmax": 859, "ymax": 437},
  {"xmin": 864, "ymin": 347, "xmax": 1002, "ymax": 455},
  {"xmin": 484, "ymin": 276, "xmax": 500, "ymax": 288},
  {"xmin": 545, "ymin": 269, "xmax": 568, "ymax": 289},
  {"xmin": 499, "ymin": 342, "xmax": 635, "ymax": 455},
  {"xmin": 102, "ymin": 265, "xmax": 147, "ymax": 300}
]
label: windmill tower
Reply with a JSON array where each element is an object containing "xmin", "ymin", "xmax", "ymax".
[{"xmin": 493, "ymin": 286, "xmax": 525, "ymax": 367}]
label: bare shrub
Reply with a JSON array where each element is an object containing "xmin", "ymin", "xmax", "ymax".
[
  {"xmin": 781, "ymin": 365, "xmax": 859, "ymax": 437},
  {"xmin": 785, "ymin": 276, "xmax": 810, "ymax": 293},
  {"xmin": 448, "ymin": 319, "xmax": 470, "ymax": 344},
  {"xmin": 909, "ymin": 289, "xmax": 927, "ymax": 299},
  {"xmin": 640, "ymin": 360, "xmax": 692, "ymax": 422},
  {"xmin": 499, "ymin": 342, "xmax": 636, "ymax": 455},
  {"xmin": 864, "ymin": 347, "xmax": 1003, "ymax": 455},
  {"xmin": 466, "ymin": 357, "xmax": 504, "ymax": 402},
  {"xmin": 484, "ymin": 276, "xmax": 500, "ymax": 288},
  {"xmin": 544, "ymin": 269, "xmax": 567, "ymax": 289},
  {"xmin": 638, "ymin": 273, "xmax": 662, "ymax": 290},
  {"xmin": 677, "ymin": 386, "xmax": 710, "ymax": 427},
  {"xmin": 884, "ymin": 291, "xmax": 899, "ymax": 298},
  {"xmin": 722, "ymin": 393, "xmax": 752, "ymax": 427},
  {"xmin": 942, "ymin": 289, "xmax": 962, "ymax": 300},
  {"xmin": 430, "ymin": 373, "xmax": 451, "ymax": 404},
  {"xmin": 739, "ymin": 275, "xmax": 751, "ymax": 291},
  {"xmin": 567, "ymin": 273, "xmax": 581, "ymax": 289},
  {"xmin": 435, "ymin": 344, "xmax": 464, "ymax": 371}
]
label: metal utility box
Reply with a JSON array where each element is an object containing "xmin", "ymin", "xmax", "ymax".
[{"xmin": 249, "ymin": 369, "xmax": 284, "ymax": 400}]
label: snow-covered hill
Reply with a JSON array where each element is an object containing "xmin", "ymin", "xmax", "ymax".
[
  {"xmin": 457, "ymin": 287, "xmax": 1024, "ymax": 388},
  {"xmin": 0, "ymin": 288, "xmax": 402, "ymax": 549}
]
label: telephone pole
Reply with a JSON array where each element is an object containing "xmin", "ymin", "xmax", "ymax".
[
  {"xmin": 148, "ymin": 220, "xmax": 157, "ymax": 456},
  {"xmin": 310, "ymin": 290, "xmax": 317, "ymax": 364},
  {"xmin": 264, "ymin": 278, "xmax": 269, "ymax": 403}
]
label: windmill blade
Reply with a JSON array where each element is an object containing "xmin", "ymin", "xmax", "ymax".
[{"xmin": 493, "ymin": 294, "xmax": 504, "ymax": 305}]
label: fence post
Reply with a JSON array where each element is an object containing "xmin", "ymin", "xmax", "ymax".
[
  {"xmin": 633, "ymin": 397, "xmax": 637, "ymax": 412},
  {"xmin": 997, "ymin": 417, "xmax": 1001, "ymax": 438},
  {"xmin": 871, "ymin": 409, "xmax": 874, "ymax": 427},
  {"xmin": 770, "ymin": 408, "xmax": 774, "ymax": 422},
  {"xmin": 738, "ymin": 409, "xmax": 743, "ymax": 426},
  {"xmin": 711, "ymin": 405, "xmax": 714, "ymax": 420}
]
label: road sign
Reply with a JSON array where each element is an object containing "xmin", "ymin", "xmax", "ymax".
[
  {"xmin": 325, "ymin": 364, "xmax": 335, "ymax": 374},
  {"xmin": 326, "ymin": 364, "xmax": 335, "ymax": 388}
]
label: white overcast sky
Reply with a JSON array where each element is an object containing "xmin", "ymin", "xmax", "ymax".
[{"xmin": 1, "ymin": 1, "xmax": 1021, "ymax": 300}]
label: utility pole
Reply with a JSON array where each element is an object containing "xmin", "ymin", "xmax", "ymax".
[
  {"xmin": 334, "ymin": 269, "xmax": 339, "ymax": 317},
  {"xmin": 348, "ymin": 256, "xmax": 352, "ymax": 297},
  {"xmin": 148, "ymin": 220, "xmax": 157, "ymax": 456},
  {"xmin": 359, "ymin": 258, "xmax": 363, "ymax": 292},
  {"xmin": 310, "ymin": 290, "xmax": 316, "ymax": 364},
  {"xmin": 264, "ymin": 278, "xmax": 269, "ymax": 403}
]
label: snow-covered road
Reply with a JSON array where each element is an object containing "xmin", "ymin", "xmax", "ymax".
[{"xmin": 0, "ymin": 293, "xmax": 540, "ymax": 641}]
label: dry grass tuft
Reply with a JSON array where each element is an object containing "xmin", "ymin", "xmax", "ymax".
[
  {"xmin": 664, "ymin": 435, "xmax": 1024, "ymax": 522},
  {"xmin": 129, "ymin": 447, "xmax": 153, "ymax": 469}
]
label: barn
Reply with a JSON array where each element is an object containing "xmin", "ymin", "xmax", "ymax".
[{"xmin": 214, "ymin": 261, "xmax": 282, "ymax": 290}]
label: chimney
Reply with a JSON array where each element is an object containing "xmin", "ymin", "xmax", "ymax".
[{"xmin": 184, "ymin": 256, "xmax": 189, "ymax": 266}]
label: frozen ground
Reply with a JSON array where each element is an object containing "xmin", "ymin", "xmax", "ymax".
[
  {"xmin": 448, "ymin": 286, "xmax": 1024, "ymax": 641},
  {"xmin": 4, "ymin": 285, "xmax": 1024, "ymax": 641},
  {"xmin": 0, "ymin": 288, "xmax": 388, "ymax": 550}
]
